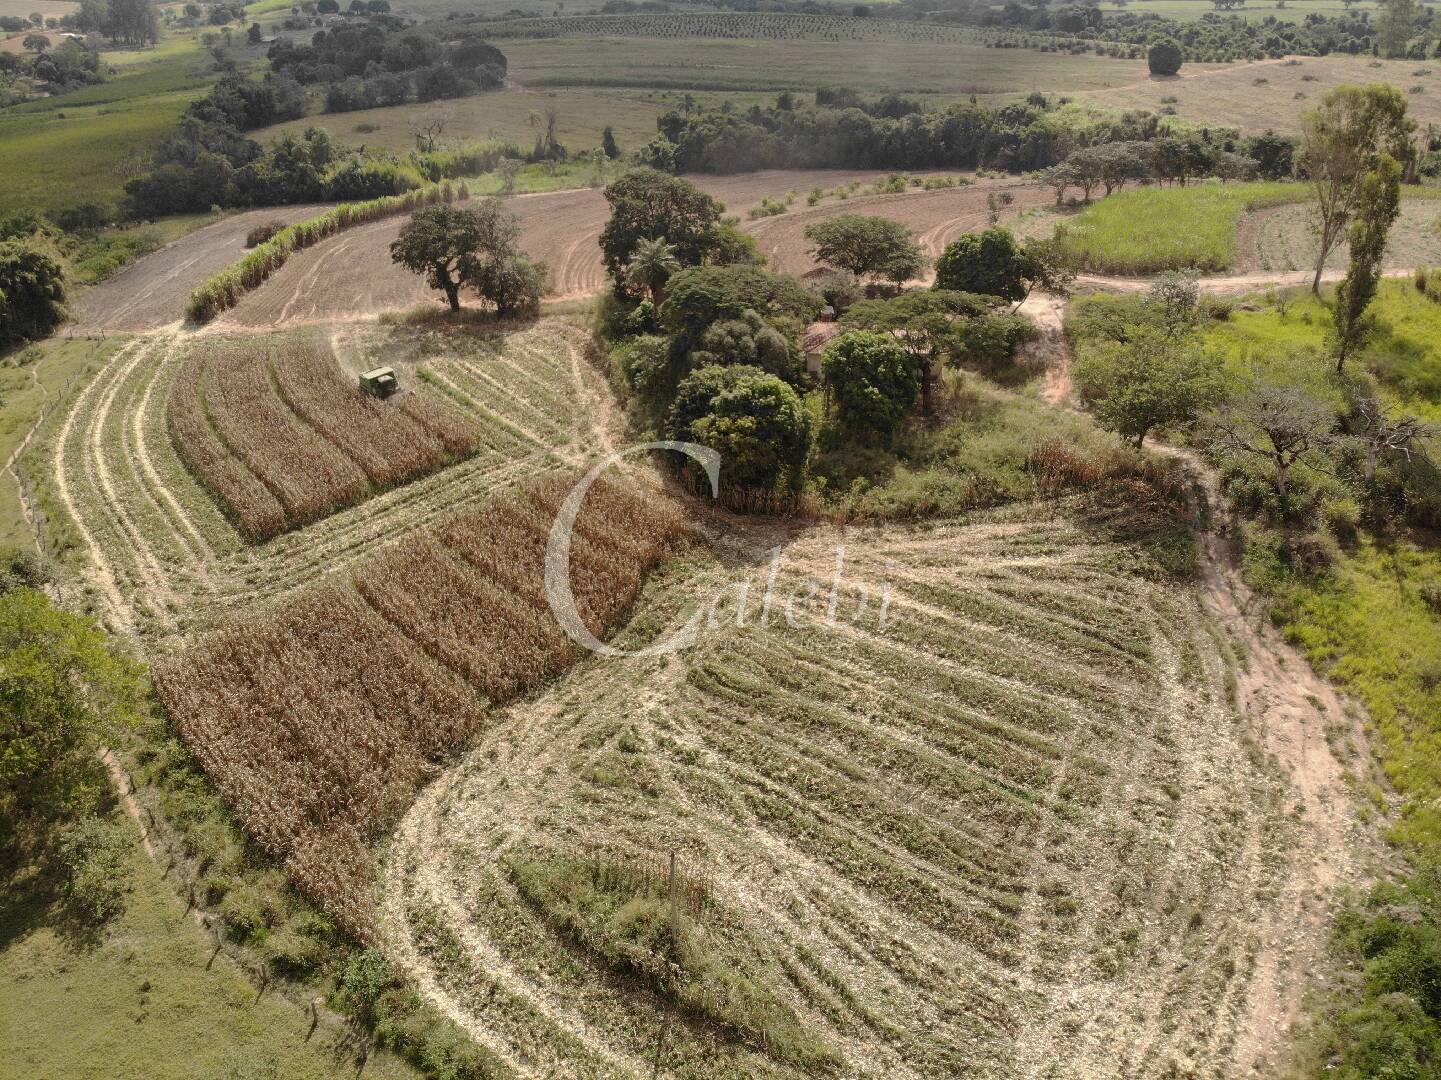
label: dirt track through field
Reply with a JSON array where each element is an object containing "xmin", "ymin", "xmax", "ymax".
[
  {"xmin": 72, "ymin": 205, "xmax": 327, "ymax": 335},
  {"xmin": 380, "ymin": 496, "xmax": 1367, "ymax": 1078},
  {"xmin": 73, "ymin": 172, "xmax": 1041, "ymax": 333}
]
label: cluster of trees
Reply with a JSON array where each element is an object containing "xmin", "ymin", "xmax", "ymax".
[
  {"xmin": 266, "ymin": 21, "xmax": 506, "ymax": 112},
  {"xmin": 599, "ymin": 170, "xmax": 1054, "ymax": 495},
  {"xmin": 684, "ymin": 0, "xmax": 1433, "ymax": 61},
  {"xmin": 0, "ymin": 560, "xmax": 143, "ymax": 927},
  {"xmin": 1072, "ymin": 87, "xmax": 1434, "ymax": 539},
  {"xmin": 0, "ymin": 33, "xmax": 103, "ymax": 103},
  {"xmin": 69, "ymin": 0, "xmax": 158, "ymax": 46},
  {"xmin": 636, "ymin": 92, "xmax": 1263, "ymax": 179},
  {"xmin": 0, "ymin": 235, "xmax": 67, "ymax": 346},
  {"xmin": 390, "ymin": 199, "xmax": 544, "ymax": 316},
  {"xmin": 1042, "ymin": 136, "xmax": 1264, "ymax": 201},
  {"xmin": 122, "ymin": 75, "xmax": 438, "ymax": 217}
]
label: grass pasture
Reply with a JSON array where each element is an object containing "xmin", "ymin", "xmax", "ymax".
[
  {"xmin": 0, "ymin": 810, "xmax": 416, "ymax": 1080},
  {"xmin": 0, "ymin": 42, "xmax": 214, "ymax": 214},
  {"xmin": 1055, "ymin": 181, "xmax": 1302, "ymax": 274},
  {"xmin": 1202, "ymin": 280, "xmax": 1441, "ymax": 418}
]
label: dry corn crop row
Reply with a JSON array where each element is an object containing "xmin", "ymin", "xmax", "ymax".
[
  {"xmin": 155, "ymin": 472, "xmax": 689, "ymax": 935},
  {"xmin": 166, "ymin": 337, "xmax": 482, "ymax": 541}
]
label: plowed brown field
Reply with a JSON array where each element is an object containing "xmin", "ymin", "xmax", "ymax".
[{"xmin": 72, "ymin": 173, "xmax": 1047, "ymax": 333}]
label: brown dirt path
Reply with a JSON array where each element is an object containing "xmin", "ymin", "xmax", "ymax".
[{"xmin": 72, "ymin": 205, "xmax": 328, "ymax": 335}]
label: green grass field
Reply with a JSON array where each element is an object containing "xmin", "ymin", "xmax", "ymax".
[
  {"xmin": 1198, "ymin": 283, "xmax": 1441, "ymax": 850},
  {"xmin": 1204, "ymin": 280, "xmax": 1441, "ymax": 419},
  {"xmin": 258, "ymin": 87, "xmax": 665, "ymax": 160},
  {"xmin": 0, "ymin": 43, "xmax": 215, "ymax": 214},
  {"xmin": 0, "ymin": 337, "xmax": 124, "ymax": 553},
  {"xmin": 1055, "ymin": 181, "xmax": 1303, "ymax": 274},
  {"xmin": 0, "ymin": 810, "xmax": 416, "ymax": 1080}
]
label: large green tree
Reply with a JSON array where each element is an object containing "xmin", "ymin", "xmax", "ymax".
[
  {"xmin": 1147, "ymin": 39, "xmax": 1183, "ymax": 76},
  {"xmin": 821, "ymin": 330, "xmax": 920, "ymax": 443},
  {"xmin": 660, "ymin": 265, "xmax": 821, "ymax": 330},
  {"xmin": 389, "ymin": 199, "xmax": 530, "ymax": 313},
  {"xmin": 1073, "ymin": 325, "xmax": 1225, "ymax": 448},
  {"xmin": 843, "ymin": 289, "xmax": 993, "ymax": 413},
  {"xmin": 665, "ymin": 365, "xmax": 811, "ymax": 492},
  {"xmin": 804, "ymin": 215, "xmax": 925, "ymax": 285},
  {"xmin": 1300, "ymin": 84, "xmax": 1415, "ymax": 293},
  {"xmin": 934, "ymin": 227, "xmax": 1030, "ymax": 303},
  {"xmin": 1377, "ymin": 0, "xmax": 1419, "ymax": 58},
  {"xmin": 0, "ymin": 589, "xmax": 141, "ymax": 850},
  {"xmin": 599, "ymin": 169, "xmax": 724, "ymax": 294},
  {"xmin": 0, "ymin": 240, "xmax": 66, "ymax": 345},
  {"xmin": 1333, "ymin": 153, "xmax": 1401, "ymax": 372}
]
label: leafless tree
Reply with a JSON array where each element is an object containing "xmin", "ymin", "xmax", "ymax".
[
  {"xmin": 1347, "ymin": 394, "xmax": 1433, "ymax": 482},
  {"xmin": 1207, "ymin": 382, "xmax": 1337, "ymax": 501},
  {"xmin": 408, "ymin": 108, "xmax": 452, "ymax": 153}
]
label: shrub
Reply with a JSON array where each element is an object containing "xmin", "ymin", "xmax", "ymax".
[
  {"xmin": 665, "ymin": 364, "xmax": 812, "ymax": 492},
  {"xmin": 56, "ymin": 816, "xmax": 130, "ymax": 925},
  {"xmin": 244, "ymin": 220, "xmax": 287, "ymax": 248},
  {"xmin": 1321, "ymin": 495, "xmax": 1362, "ymax": 543},
  {"xmin": 1421, "ymin": 578, "xmax": 1441, "ymax": 614},
  {"xmin": 821, "ymin": 330, "xmax": 920, "ymax": 442},
  {"xmin": 507, "ymin": 853, "xmax": 839, "ymax": 1070},
  {"xmin": 1148, "ymin": 39, "xmax": 1183, "ymax": 76}
]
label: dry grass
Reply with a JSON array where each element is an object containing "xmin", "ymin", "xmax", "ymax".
[
  {"xmin": 153, "ymin": 472, "xmax": 689, "ymax": 936},
  {"xmin": 381, "ymin": 499, "xmax": 1307, "ymax": 1077},
  {"xmin": 1077, "ymin": 53, "xmax": 1441, "ymax": 135}
]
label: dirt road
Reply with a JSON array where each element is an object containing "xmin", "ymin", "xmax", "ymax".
[
  {"xmin": 72, "ymin": 172, "xmax": 1041, "ymax": 333},
  {"xmin": 72, "ymin": 205, "xmax": 328, "ymax": 335}
]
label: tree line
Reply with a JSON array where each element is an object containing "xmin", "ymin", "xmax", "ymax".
[{"xmin": 636, "ymin": 93, "xmax": 1266, "ymax": 180}]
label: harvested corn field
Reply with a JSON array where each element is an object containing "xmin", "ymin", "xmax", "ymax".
[
  {"xmin": 382, "ymin": 499, "xmax": 1341, "ymax": 1078},
  {"xmin": 45, "ymin": 319, "xmax": 611, "ymax": 635},
  {"xmin": 168, "ymin": 336, "xmax": 480, "ymax": 540},
  {"xmin": 153, "ymin": 473, "xmax": 690, "ymax": 936}
]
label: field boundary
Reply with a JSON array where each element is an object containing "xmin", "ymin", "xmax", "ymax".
[{"xmin": 185, "ymin": 181, "xmax": 471, "ymax": 324}]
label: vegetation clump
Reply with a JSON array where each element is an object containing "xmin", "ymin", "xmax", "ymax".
[{"xmin": 507, "ymin": 852, "xmax": 840, "ymax": 1071}]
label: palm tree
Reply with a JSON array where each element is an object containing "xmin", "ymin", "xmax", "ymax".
[{"xmin": 626, "ymin": 237, "xmax": 681, "ymax": 304}]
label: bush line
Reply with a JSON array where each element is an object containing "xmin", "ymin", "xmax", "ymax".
[{"xmin": 185, "ymin": 180, "xmax": 471, "ymax": 324}]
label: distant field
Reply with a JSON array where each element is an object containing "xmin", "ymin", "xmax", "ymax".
[
  {"xmin": 0, "ymin": 44, "xmax": 214, "ymax": 213},
  {"xmin": 0, "ymin": 0, "xmax": 75, "ymax": 19},
  {"xmin": 1096, "ymin": 0, "xmax": 1378, "ymax": 21},
  {"xmin": 259, "ymin": 87, "xmax": 665, "ymax": 159},
  {"xmin": 1078, "ymin": 53, "xmax": 1441, "ymax": 134},
  {"xmin": 503, "ymin": 36, "xmax": 1142, "ymax": 95},
  {"xmin": 1056, "ymin": 181, "xmax": 1302, "ymax": 274}
]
